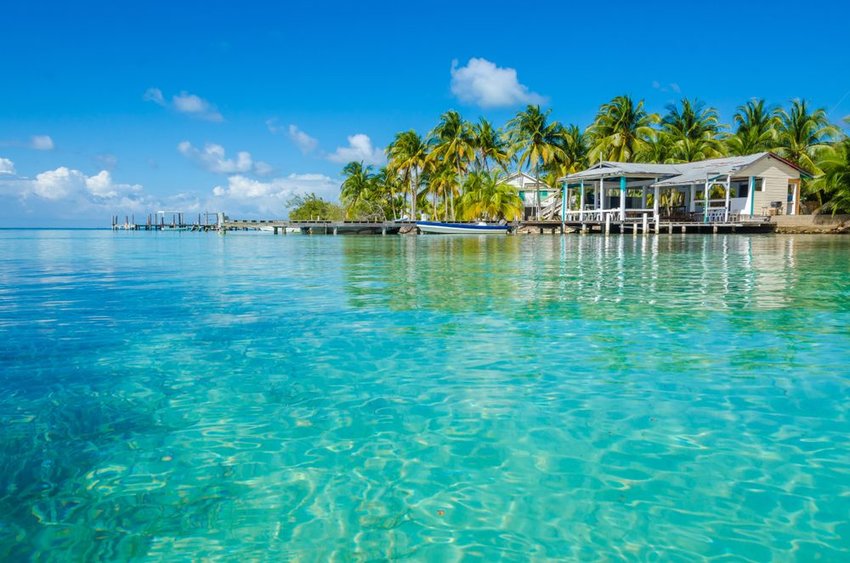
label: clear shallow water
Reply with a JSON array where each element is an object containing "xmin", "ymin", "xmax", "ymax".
[{"xmin": 1, "ymin": 230, "xmax": 849, "ymax": 561}]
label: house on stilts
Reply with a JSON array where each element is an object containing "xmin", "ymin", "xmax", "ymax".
[{"xmin": 546, "ymin": 152, "xmax": 808, "ymax": 233}]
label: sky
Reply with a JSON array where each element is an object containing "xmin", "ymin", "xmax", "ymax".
[{"xmin": 1, "ymin": 0, "xmax": 849, "ymax": 226}]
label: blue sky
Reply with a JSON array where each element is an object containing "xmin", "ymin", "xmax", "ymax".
[{"xmin": 2, "ymin": 0, "xmax": 849, "ymax": 226}]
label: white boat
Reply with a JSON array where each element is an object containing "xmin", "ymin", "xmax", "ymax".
[{"xmin": 416, "ymin": 221, "xmax": 511, "ymax": 235}]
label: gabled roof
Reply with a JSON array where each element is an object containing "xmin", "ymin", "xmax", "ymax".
[
  {"xmin": 564, "ymin": 152, "xmax": 807, "ymax": 185},
  {"xmin": 504, "ymin": 172, "xmax": 552, "ymax": 189}
]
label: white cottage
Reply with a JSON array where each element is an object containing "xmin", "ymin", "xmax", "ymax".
[
  {"xmin": 562, "ymin": 152, "xmax": 807, "ymax": 223},
  {"xmin": 504, "ymin": 172, "xmax": 556, "ymax": 219}
]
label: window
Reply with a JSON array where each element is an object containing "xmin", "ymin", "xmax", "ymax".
[{"xmin": 754, "ymin": 178, "xmax": 764, "ymax": 192}]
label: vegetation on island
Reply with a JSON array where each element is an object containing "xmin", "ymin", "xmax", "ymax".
[
  {"xmin": 323, "ymin": 97, "xmax": 849, "ymax": 222},
  {"xmin": 286, "ymin": 193, "xmax": 344, "ymax": 221}
]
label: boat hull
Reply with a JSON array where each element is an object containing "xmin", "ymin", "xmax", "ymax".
[{"xmin": 416, "ymin": 221, "xmax": 510, "ymax": 235}]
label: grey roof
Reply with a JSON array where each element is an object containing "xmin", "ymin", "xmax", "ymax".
[
  {"xmin": 565, "ymin": 161, "xmax": 680, "ymax": 180},
  {"xmin": 564, "ymin": 152, "xmax": 802, "ymax": 186},
  {"xmin": 652, "ymin": 153, "xmax": 771, "ymax": 186}
]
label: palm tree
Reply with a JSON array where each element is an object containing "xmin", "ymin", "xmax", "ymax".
[
  {"xmin": 373, "ymin": 166, "xmax": 405, "ymax": 219},
  {"xmin": 387, "ymin": 130, "xmax": 428, "ymax": 220},
  {"xmin": 471, "ymin": 118, "xmax": 510, "ymax": 173},
  {"xmin": 424, "ymin": 160, "xmax": 456, "ymax": 220},
  {"xmin": 660, "ymin": 98, "xmax": 725, "ymax": 162},
  {"xmin": 458, "ymin": 172, "xmax": 523, "ymax": 221},
  {"xmin": 587, "ymin": 95, "xmax": 658, "ymax": 163},
  {"xmin": 562, "ymin": 125, "xmax": 590, "ymax": 174},
  {"xmin": 506, "ymin": 105, "xmax": 566, "ymax": 219},
  {"xmin": 726, "ymin": 98, "xmax": 779, "ymax": 155},
  {"xmin": 428, "ymin": 111, "xmax": 475, "ymax": 220},
  {"xmin": 775, "ymin": 99, "xmax": 839, "ymax": 174},
  {"xmin": 636, "ymin": 132, "xmax": 675, "ymax": 163},
  {"xmin": 340, "ymin": 161, "xmax": 374, "ymax": 219},
  {"xmin": 811, "ymin": 121, "xmax": 850, "ymax": 214}
]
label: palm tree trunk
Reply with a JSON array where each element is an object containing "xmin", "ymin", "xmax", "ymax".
[
  {"xmin": 432, "ymin": 186, "xmax": 437, "ymax": 220},
  {"xmin": 410, "ymin": 170, "xmax": 417, "ymax": 220},
  {"xmin": 534, "ymin": 164, "xmax": 541, "ymax": 220}
]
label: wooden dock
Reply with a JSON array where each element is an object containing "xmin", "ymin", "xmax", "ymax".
[{"xmin": 113, "ymin": 213, "xmax": 775, "ymax": 235}]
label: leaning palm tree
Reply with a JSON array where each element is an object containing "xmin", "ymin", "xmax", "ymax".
[
  {"xmin": 775, "ymin": 99, "xmax": 839, "ymax": 174},
  {"xmin": 471, "ymin": 118, "xmax": 510, "ymax": 173},
  {"xmin": 428, "ymin": 111, "xmax": 475, "ymax": 220},
  {"xmin": 661, "ymin": 98, "xmax": 725, "ymax": 162},
  {"xmin": 506, "ymin": 105, "xmax": 566, "ymax": 219},
  {"xmin": 587, "ymin": 95, "xmax": 658, "ymax": 163},
  {"xmin": 340, "ymin": 161, "xmax": 374, "ymax": 219},
  {"xmin": 387, "ymin": 130, "xmax": 428, "ymax": 220},
  {"xmin": 726, "ymin": 98, "xmax": 779, "ymax": 155},
  {"xmin": 457, "ymin": 171, "xmax": 523, "ymax": 221}
]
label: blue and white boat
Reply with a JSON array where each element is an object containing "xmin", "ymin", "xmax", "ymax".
[{"xmin": 416, "ymin": 221, "xmax": 511, "ymax": 235}]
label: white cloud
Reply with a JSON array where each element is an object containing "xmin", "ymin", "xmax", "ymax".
[
  {"xmin": 178, "ymin": 141, "xmax": 256, "ymax": 174},
  {"xmin": 288, "ymin": 125, "xmax": 318, "ymax": 154},
  {"xmin": 31, "ymin": 167, "xmax": 82, "ymax": 200},
  {"xmin": 94, "ymin": 153, "xmax": 118, "ymax": 170},
  {"xmin": 326, "ymin": 134, "xmax": 385, "ymax": 164},
  {"xmin": 265, "ymin": 118, "xmax": 284, "ymax": 134},
  {"xmin": 211, "ymin": 173, "xmax": 338, "ymax": 216},
  {"xmin": 84, "ymin": 170, "xmax": 142, "ymax": 199},
  {"xmin": 143, "ymin": 87, "xmax": 165, "ymax": 106},
  {"xmin": 0, "ymin": 157, "xmax": 14, "ymax": 175},
  {"xmin": 652, "ymin": 81, "xmax": 681, "ymax": 94},
  {"xmin": 0, "ymin": 166, "xmax": 142, "ymax": 204},
  {"xmin": 30, "ymin": 135, "xmax": 54, "ymax": 151},
  {"xmin": 172, "ymin": 91, "xmax": 223, "ymax": 122},
  {"xmin": 144, "ymin": 88, "xmax": 223, "ymax": 121},
  {"xmin": 254, "ymin": 161, "xmax": 274, "ymax": 176},
  {"xmin": 450, "ymin": 58, "xmax": 546, "ymax": 108}
]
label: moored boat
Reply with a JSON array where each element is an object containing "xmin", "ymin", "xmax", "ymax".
[{"xmin": 416, "ymin": 221, "xmax": 510, "ymax": 235}]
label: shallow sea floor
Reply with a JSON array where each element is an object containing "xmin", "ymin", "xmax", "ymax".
[{"xmin": 1, "ymin": 230, "xmax": 849, "ymax": 560}]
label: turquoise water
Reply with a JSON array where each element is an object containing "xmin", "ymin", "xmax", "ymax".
[{"xmin": 1, "ymin": 230, "xmax": 849, "ymax": 560}]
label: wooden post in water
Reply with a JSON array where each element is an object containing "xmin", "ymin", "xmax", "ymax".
[
  {"xmin": 604, "ymin": 212, "xmax": 611, "ymax": 235},
  {"xmin": 642, "ymin": 213, "xmax": 648, "ymax": 235}
]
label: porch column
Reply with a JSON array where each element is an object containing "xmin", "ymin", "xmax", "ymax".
[
  {"xmin": 579, "ymin": 180, "xmax": 585, "ymax": 220},
  {"xmin": 653, "ymin": 182, "xmax": 660, "ymax": 223},
  {"xmin": 790, "ymin": 179, "xmax": 800, "ymax": 215},
  {"xmin": 747, "ymin": 176, "xmax": 755, "ymax": 216},
  {"xmin": 703, "ymin": 179, "xmax": 710, "ymax": 223},
  {"xmin": 561, "ymin": 182, "xmax": 567, "ymax": 223},
  {"xmin": 724, "ymin": 174, "xmax": 731, "ymax": 222},
  {"xmin": 689, "ymin": 184, "xmax": 696, "ymax": 213},
  {"xmin": 598, "ymin": 179, "xmax": 603, "ymax": 211},
  {"xmin": 641, "ymin": 186, "xmax": 647, "ymax": 210},
  {"xmin": 619, "ymin": 176, "xmax": 627, "ymax": 221}
]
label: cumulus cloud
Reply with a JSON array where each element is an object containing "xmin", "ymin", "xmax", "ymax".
[
  {"xmin": 450, "ymin": 58, "xmax": 546, "ymax": 108},
  {"xmin": 0, "ymin": 157, "xmax": 14, "ymax": 175},
  {"xmin": 0, "ymin": 166, "xmax": 144, "ymax": 206},
  {"xmin": 177, "ymin": 141, "xmax": 270, "ymax": 175},
  {"xmin": 144, "ymin": 88, "xmax": 223, "ymax": 121},
  {"xmin": 326, "ymin": 134, "xmax": 385, "ymax": 164},
  {"xmin": 211, "ymin": 173, "xmax": 338, "ymax": 216},
  {"xmin": 288, "ymin": 125, "xmax": 319, "ymax": 154}
]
